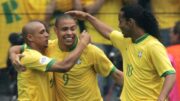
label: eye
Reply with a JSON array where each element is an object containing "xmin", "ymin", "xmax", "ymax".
[
  {"xmin": 40, "ymin": 29, "xmax": 46, "ymax": 34},
  {"xmin": 71, "ymin": 25, "xmax": 77, "ymax": 31},
  {"xmin": 61, "ymin": 27, "xmax": 68, "ymax": 31}
]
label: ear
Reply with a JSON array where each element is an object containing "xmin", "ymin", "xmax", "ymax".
[{"xmin": 26, "ymin": 34, "xmax": 33, "ymax": 42}]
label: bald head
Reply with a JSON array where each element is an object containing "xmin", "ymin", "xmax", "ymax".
[
  {"xmin": 22, "ymin": 21, "xmax": 45, "ymax": 44},
  {"xmin": 22, "ymin": 21, "xmax": 42, "ymax": 36}
]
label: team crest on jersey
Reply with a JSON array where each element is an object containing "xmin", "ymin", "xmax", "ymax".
[
  {"xmin": 76, "ymin": 58, "xmax": 81, "ymax": 64},
  {"xmin": 138, "ymin": 51, "xmax": 143, "ymax": 58},
  {"xmin": 39, "ymin": 56, "xmax": 51, "ymax": 64}
]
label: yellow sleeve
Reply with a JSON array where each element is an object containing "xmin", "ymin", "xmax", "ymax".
[
  {"xmin": 149, "ymin": 43, "xmax": 175, "ymax": 77},
  {"xmin": 109, "ymin": 30, "xmax": 128, "ymax": 50},
  {"xmin": 92, "ymin": 46, "xmax": 116, "ymax": 77},
  {"xmin": 21, "ymin": 50, "xmax": 55, "ymax": 72}
]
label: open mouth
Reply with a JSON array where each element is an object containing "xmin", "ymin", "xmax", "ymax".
[{"xmin": 64, "ymin": 35, "xmax": 75, "ymax": 42}]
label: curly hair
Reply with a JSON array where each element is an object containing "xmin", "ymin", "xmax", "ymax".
[{"xmin": 121, "ymin": 4, "xmax": 160, "ymax": 40}]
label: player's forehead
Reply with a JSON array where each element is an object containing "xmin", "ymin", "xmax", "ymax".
[{"xmin": 57, "ymin": 19, "xmax": 77, "ymax": 28}]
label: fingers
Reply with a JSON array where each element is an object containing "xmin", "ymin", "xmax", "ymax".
[
  {"xmin": 65, "ymin": 10, "xmax": 87, "ymax": 20},
  {"xmin": 81, "ymin": 30, "xmax": 88, "ymax": 34},
  {"xmin": 13, "ymin": 54, "xmax": 26, "ymax": 72},
  {"xmin": 65, "ymin": 10, "xmax": 78, "ymax": 15},
  {"xmin": 18, "ymin": 54, "xmax": 24, "ymax": 59},
  {"xmin": 80, "ymin": 30, "xmax": 91, "ymax": 46}
]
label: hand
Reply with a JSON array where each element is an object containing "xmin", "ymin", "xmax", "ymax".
[
  {"xmin": 65, "ymin": 10, "xmax": 89, "ymax": 20},
  {"xmin": 12, "ymin": 54, "xmax": 26, "ymax": 72},
  {"xmin": 79, "ymin": 30, "xmax": 91, "ymax": 46},
  {"xmin": 157, "ymin": 96, "xmax": 166, "ymax": 101}
]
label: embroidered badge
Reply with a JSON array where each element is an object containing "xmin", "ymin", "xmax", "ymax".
[
  {"xmin": 39, "ymin": 56, "xmax": 51, "ymax": 64},
  {"xmin": 138, "ymin": 51, "xmax": 143, "ymax": 58},
  {"xmin": 76, "ymin": 58, "xmax": 81, "ymax": 64}
]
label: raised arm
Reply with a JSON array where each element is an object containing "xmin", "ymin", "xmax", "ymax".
[
  {"xmin": 66, "ymin": 11, "xmax": 113, "ymax": 39},
  {"xmin": 45, "ymin": 0, "xmax": 56, "ymax": 23},
  {"xmin": 83, "ymin": 0, "xmax": 105, "ymax": 14},
  {"xmin": 47, "ymin": 31, "xmax": 91, "ymax": 72},
  {"xmin": 73, "ymin": 0, "xmax": 83, "ymax": 11}
]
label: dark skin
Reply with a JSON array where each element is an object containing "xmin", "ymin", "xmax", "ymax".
[{"xmin": 66, "ymin": 10, "xmax": 176, "ymax": 101}]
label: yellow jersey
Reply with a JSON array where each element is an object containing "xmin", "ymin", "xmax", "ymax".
[
  {"xmin": 18, "ymin": 48, "xmax": 56, "ymax": 101},
  {"xmin": 0, "ymin": 0, "xmax": 28, "ymax": 68},
  {"xmin": 20, "ymin": 0, "xmax": 50, "ymax": 21},
  {"xmin": 46, "ymin": 39, "xmax": 116, "ymax": 101},
  {"xmin": 0, "ymin": 0, "xmax": 50, "ymax": 68},
  {"xmin": 85, "ymin": 0, "xmax": 122, "ymax": 44},
  {"xmin": 109, "ymin": 31, "xmax": 175, "ymax": 100},
  {"xmin": 151, "ymin": 0, "xmax": 180, "ymax": 29}
]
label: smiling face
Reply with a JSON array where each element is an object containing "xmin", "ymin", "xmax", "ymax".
[
  {"xmin": 54, "ymin": 18, "xmax": 77, "ymax": 49},
  {"xmin": 118, "ymin": 11, "xmax": 132, "ymax": 38}
]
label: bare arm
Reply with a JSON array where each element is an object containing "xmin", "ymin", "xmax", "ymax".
[
  {"xmin": 83, "ymin": 0, "xmax": 105, "ymax": 14},
  {"xmin": 73, "ymin": 0, "xmax": 83, "ymax": 11},
  {"xmin": 47, "ymin": 31, "xmax": 91, "ymax": 72},
  {"xmin": 111, "ymin": 68, "xmax": 124, "ymax": 85},
  {"xmin": 158, "ymin": 74, "xmax": 176, "ymax": 101},
  {"xmin": 45, "ymin": 0, "xmax": 56, "ymax": 23},
  {"xmin": 66, "ymin": 11, "xmax": 113, "ymax": 39},
  {"xmin": 9, "ymin": 45, "xmax": 25, "ymax": 72}
]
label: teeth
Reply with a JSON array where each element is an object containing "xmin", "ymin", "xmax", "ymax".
[
  {"xmin": 65, "ymin": 37, "xmax": 73, "ymax": 41},
  {"xmin": 66, "ymin": 37, "xmax": 72, "ymax": 39}
]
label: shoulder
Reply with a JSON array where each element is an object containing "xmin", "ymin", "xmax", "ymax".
[
  {"xmin": 85, "ymin": 44, "xmax": 104, "ymax": 53},
  {"xmin": 145, "ymin": 36, "xmax": 165, "ymax": 49},
  {"xmin": 47, "ymin": 39, "xmax": 58, "ymax": 52},
  {"xmin": 22, "ymin": 49, "xmax": 42, "ymax": 61},
  {"xmin": 48, "ymin": 39, "xmax": 57, "ymax": 47}
]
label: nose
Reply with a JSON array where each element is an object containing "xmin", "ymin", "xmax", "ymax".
[
  {"xmin": 67, "ymin": 29, "xmax": 73, "ymax": 35},
  {"xmin": 44, "ymin": 32, "xmax": 49, "ymax": 37}
]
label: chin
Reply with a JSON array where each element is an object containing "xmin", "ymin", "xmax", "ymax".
[{"xmin": 65, "ymin": 43, "xmax": 74, "ymax": 47}]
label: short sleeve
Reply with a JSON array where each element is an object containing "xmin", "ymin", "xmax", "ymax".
[
  {"xmin": 92, "ymin": 46, "xmax": 116, "ymax": 77},
  {"xmin": 109, "ymin": 30, "xmax": 130, "ymax": 51},
  {"xmin": 150, "ymin": 43, "xmax": 175, "ymax": 77},
  {"xmin": 21, "ymin": 50, "xmax": 55, "ymax": 72},
  {"xmin": 20, "ymin": 44, "xmax": 27, "ymax": 53}
]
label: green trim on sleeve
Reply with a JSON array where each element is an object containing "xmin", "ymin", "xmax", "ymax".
[
  {"xmin": 20, "ymin": 44, "xmax": 25, "ymax": 53},
  {"xmin": 108, "ymin": 66, "xmax": 116, "ymax": 76},
  {"xmin": 46, "ymin": 59, "xmax": 56, "ymax": 71},
  {"xmin": 160, "ymin": 70, "xmax": 175, "ymax": 77}
]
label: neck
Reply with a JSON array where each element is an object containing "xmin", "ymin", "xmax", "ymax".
[
  {"xmin": 29, "ymin": 44, "xmax": 46, "ymax": 54},
  {"xmin": 58, "ymin": 38, "xmax": 78, "ymax": 52},
  {"xmin": 131, "ymin": 29, "xmax": 145, "ymax": 43}
]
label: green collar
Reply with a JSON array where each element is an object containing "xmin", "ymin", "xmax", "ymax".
[
  {"xmin": 134, "ymin": 33, "xmax": 149, "ymax": 44},
  {"xmin": 68, "ymin": 36, "xmax": 78, "ymax": 51},
  {"xmin": 26, "ymin": 45, "xmax": 31, "ymax": 49}
]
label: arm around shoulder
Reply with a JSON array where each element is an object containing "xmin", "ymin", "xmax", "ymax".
[{"xmin": 47, "ymin": 32, "xmax": 91, "ymax": 72}]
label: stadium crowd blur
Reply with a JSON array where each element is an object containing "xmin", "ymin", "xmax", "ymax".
[{"xmin": 0, "ymin": 0, "xmax": 180, "ymax": 101}]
